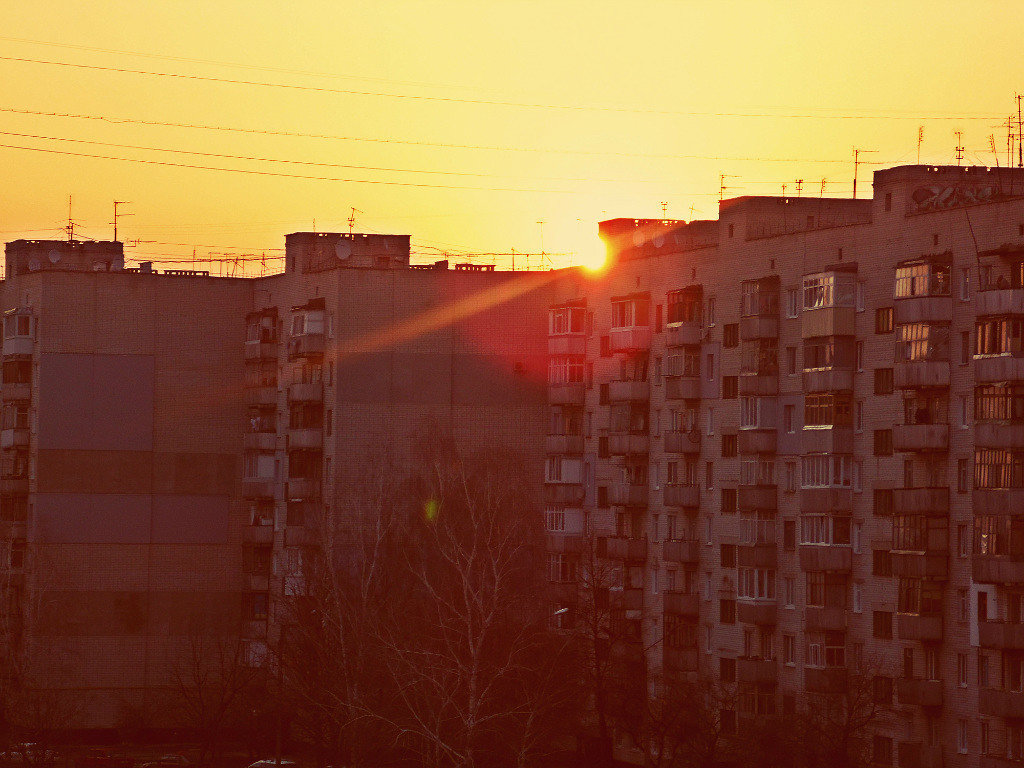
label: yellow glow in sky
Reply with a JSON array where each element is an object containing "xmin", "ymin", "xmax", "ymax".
[{"xmin": 1, "ymin": 1, "xmax": 1022, "ymax": 273}]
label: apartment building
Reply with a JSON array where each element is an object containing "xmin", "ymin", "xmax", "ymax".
[
  {"xmin": 0, "ymin": 233, "xmax": 557, "ymax": 731},
  {"xmin": 543, "ymin": 165, "xmax": 1024, "ymax": 768}
]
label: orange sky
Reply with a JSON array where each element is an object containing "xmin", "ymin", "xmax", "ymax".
[{"xmin": 1, "ymin": 1, "xmax": 1022, "ymax": 273}]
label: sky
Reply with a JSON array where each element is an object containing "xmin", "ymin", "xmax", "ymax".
[{"xmin": 1, "ymin": 1, "xmax": 1023, "ymax": 274}]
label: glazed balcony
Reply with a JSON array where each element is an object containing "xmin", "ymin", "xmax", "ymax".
[
  {"xmin": 893, "ymin": 424, "xmax": 949, "ymax": 452},
  {"xmin": 663, "ymin": 590, "xmax": 699, "ymax": 616},
  {"xmin": 664, "ymin": 647, "xmax": 699, "ymax": 673},
  {"xmin": 0, "ymin": 477, "xmax": 28, "ymax": 496},
  {"xmin": 612, "ymin": 587, "xmax": 643, "ymax": 611},
  {"xmin": 740, "ymin": 316, "xmax": 779, "ymax": 340},
  {"xmin": 738, "ymin": 373, "xmax": 778, "ymax": 396},
  {"xmin": 242, "ymin": 478, "xmax": 278, "ymax": 499},
  {"xmin": 609, "ymin": 327, "xmax": 652, "ymax": 353},
  {"xmin": 805, "ymin": 667, "xmax": 847, "ymax": 693},
  {"xmin": 287, "ymin": 382, "xmax": 323, "ymax": 403},
  {"xmin": 242, "ymin": 525, "xmax": 275, "ymax": 545},
  {"xmin": 800, "ymin": 488, "xmax": 854, "ymax": 513},
  {"xmin": 801, "ymin": 306, "xmax": 856, "ymax": 338},
  {"xmin": 736, "ymin": 601, "xmax": 777, "ymax": 625},
  {"xmin": 598, "ymin": 536, "xmax": 648, "ymax": 563},
  {"xmin": 738, "ymin": 543, "xmax": 777, "ymax": 568},
  {"xmin": 288, "ymin": 428, "xmax": 323, "ymax": 451},
  {"xmin": 805, "ymin": 606, "xmax": 847, "ymax": 632},
  {"xmin": 608, "ymin": 380, "xmax": 650, "ymax": 402},
  {"xmin": 0, "ymin": 428, "xmax": 27, "ymax": 451},
  {"xmin": 609, "ymin": 483, "xmax": 649, "ymax": 507},
  {"xmin": 738, "ymin": 429, "xmax": 776, "ymax": 454},
  {"xmin": 978, "ymin": 621, "xmax": 1024, "ymax": 649},
  {"xmin": 0, "ymin": 382, "xmax": 29, "ymax": 402},
  {"xmin": 897, "ymin": 678, "xmax": 943, "ymax": 708},
  {"xmin": 662, "ymin": 539, "xmax": 700, "ymax": 564},
  {"xmin": 287, "ymin": 477, "xmax": 321, "ymax": 501},
  {"xmin": 548, "ymin": 334, "xmax": 586, "ymax": 356},
  {"xmin": 890, "ymin": 551, "xmax": 948, "ymax": 579},
  {"xmin": 976, "ymin": 355, "xmax": 1024, "ymax": 383},
  {"xmin": 737, "ymin": 657, "xmax": 777, "ymax": 684},
  {"xmin": 1, "ymin": 337, "xmax": 33, "ymax": 357},
  {"xmin": 976, "ymin": 287, "xmax": 1024, "ymax": 316},
  {"xmin": 664, "ymin": 430, "xmax": 701, "ymax": 454},
  {"xmin": 663, "ymin": 484, "xmax": 699, "ymax": 508},
  {"xmin": 548, "ymin": 383, "xmax": 586, "ymax": 405},
  {"xmin": 979, "ymin": 688, "xmax": 1024, "ymax": 718},
  {"xmin": 243, "ymin": 431, "xmax": 276, "ymax": 451},
  {"xmin": 974, "ymin": 555, "xmax": 1024, "ymax": 584},
  {"xmin": 544, "ymin": 483, "xmax": 584, "ymax": 505},
  {"xmin": 738, "ymin": 485, "xmax": 777, "ymax": 513},
  {"xmin": 894, "ymin": 360, "xmax": 950, "ymax": 389},
  {"xmin": 896, "ymin": 613, "xmax": 943, "ymax": 642},
  {"xmin": 893, "ymin": 296, "xmax": 952, "ymax": 325},
  {"xmin": 802, "ymin": 367, "xmax": 853, "ymax": 393},
  {"xmin": 244, "ymin": 340, "xmax": 277, "ymax": 361},
  {"xmin": 245, "ymin": 386, "xmax": 277, "ymax": 407},
  {"xmin": 609, "ymin": 433, "xmax": 650, "ymax": 456},
  {"xmin": 545, "ymin": 434, "xmax": 585, "ymax": 455},
  {"xmin": 976, "ymin": 421, "xmax": 1024, "ymax": 449},
  {"xmin": 666, "ymin": 321, "xmax": 703, "ymax": 347},
  {"xmin": 664, "ymin": 376, "xmax": 701, "ymax": 400},
  {"xmin": 801, "ymin": 426, "xmax": 854, "ymax": 454},
  {"xmin": 287, "ymin": 332, "xmax": 325, "ymax": 360},
  {"xmin": 893, "ymin": 488, "xmax": 948, "ymax": 515},
  {"xmin": 546, "ymin": 533, "xmax": 585, "ymax": 554},
  {"xmin": 898, "ymin": 743, "xmax": 944, "ymax": 768},
  {"xmin": 798, "ymin": 545, "xmax": 852, "ymax": 572}
]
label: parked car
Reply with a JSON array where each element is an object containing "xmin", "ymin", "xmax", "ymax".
[{"xmin": 74, "ymin": 749, "xmax": 133, "ymax": 768}]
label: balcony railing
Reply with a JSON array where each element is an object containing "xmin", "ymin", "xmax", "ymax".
[
  {"xmin": 978, "ymin": 621, "xmax": 1024, "ymax": 649},
  {"xmin": 896, "ymin": 613, "xmax": 943, "ymax": 642},
  {"xmin": 893, "ymin": 424, "xmax": 949, "ymax": 452},
  {"xmin": 609, "ymin": 326, "xmax": 652, "ymax": 352},
  {"xmin": 664, "ymin": 430, "xmax": 701, "ymax": 454},
  {"xmin": 663, "ymin": 484, "xmax": 699, "ymax": 508},
  {"xmin": 662, "ymin": 539, "xmax": 700, "ymax": 563}
]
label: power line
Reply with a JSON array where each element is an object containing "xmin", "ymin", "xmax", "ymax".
[{"xmin": 0, "ymin": 55, "xmax": 1007, "ymax": 121}]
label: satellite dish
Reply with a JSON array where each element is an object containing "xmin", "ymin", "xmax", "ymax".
[
  {"xmin": 27, "ymin": 258, "xmax": 41, "ymax": 271},
  {"xmin": 48, "ymin": 249, "xmax": 62, "ymax": 264},
  {"xmin": 334, "ymin": 240, "xmax": 352, "ymax": 260}
]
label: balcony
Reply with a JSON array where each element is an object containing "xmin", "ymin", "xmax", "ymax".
[
  {"xmin": 545, "ymin": 483, "xmax": 584, "ymax": 505},
  {"xmin": 609, "ymin": 326, "xmax": 652, "ymax": 353},
  {"xmin": 242, "ymin": 525, "xmax": 274, "ymax": 544},
  {"xmin": 802, "ymin": 368, "xmax": 854, "ymax": 393},
  {"xmin": 608, "ymin": 380, "xmax": 650, "ymax": 402},
  {"xmin": 546, "ymin": 434, "xmax": 585, "ymax": 455},
  {"xmin": 609, "ymin": 433, "xmax": 650, "ymax": 456},
  {"xmin": 736, "ymin": 601, "xmax": 777, "ymax": 625},
  {"xmin": 287, "ymin": 333, "xmax": 326, "ymax": 360},
  {"xmin": 609, "ymin": 483, "xmax": 648, "ymax": 507},
  {"xmin": 898, "ymin": 743, "xmax": 944, "ymax": 768},
  {"xmin": 599, "ymin": 536, "xmax": 648, "ymax": 563},
  {"xmin": 662, "ymin": 539, "xmax": 700, "ymax": 564},
  {"xmin": 737, "ymin": 657, "xmax": 777, "ymax": 684},
  {"xmin": 664, "ymin": 430, "xmax": 701, "ymax": 454},
  {"xmin": 244, "ymin": 386, "xmax": 277, "ymax": 407},
  {"xmin": 242, "ymin": 479, "xmax": 278, "ymax": 499},
  {"xmin": 663, "ymin": 590, "xmax": 699, "ymax": 616},
  {"xmin": 285, "ymin": 525, "xmax": 318, "ymax": 547},
  {"xmin": 738, "ymin": 374, "xmax": 778, "ymax": 396},
  {"xmin": 546, "ymin": 533, "xmax": 585, "ymax": 554},
  {"xmin": 893, "ymin": 488, "xmax": 948, "ymax": 515},
  {"xmin": 287, "ymin": 478, "xmax": 320, "ymax": 500},
  {"xmin": 890, "ymin": 551, "xmax": 947, "ymax": 579},
  {"xmin": 801, "ymin": 306, "xmax": 856, "ymax": 338},
  {"xmin": 664, "ymin": 376, "xmax": 701, "ymax": 400},
  {"xmin": 805, "ymin": 607, "xmax": 847, "ymax": 632},
  {"xmin": 738, "ymin": 485, "xmax": 777, "ymax": 513},
  {"xmin": 976, "ymin": 287, "xmax": 1024, "ymax": 316},
  {"xmin": 287, "ymin": 382, "xmax": 323, "ymax": 403},
  {"xmin": 976, "ymin": 421, "xmax": 1024, "ymax": 448},
  {"xmin": 1, "ymin": 337, "xmax": 33, "ymax": 357},
  {"xmin": 0, "ymin": 476, "xmax": 28, "ymax": 496},
  {"xmin": 288, "ymin": 428, "xmax": 323, "ymax": 451},
  {"xmin": 805, "ymin": 667, "xmax": 847, "ymax": 693},
  {"xmin": 798, "ymin": 545, "xmax": 852, "ymax": 572},
  {"xmin": 665, "ymin": 322, "xmax": 702, "ymax": 347},
  {"xmin": 979, "ymin": 688, "xmax": 1024, "ymax": 718},
  {"xmin": 978, "ymin": 621, "xmax": 1024, "ymax": 649},
  {"xmin": 893, "ymin": 296, "xmax": 952, "ymax": 324},
  {"xmin": 800, "ymin": 488, "xmax": 854, "ymax": 513},
  {"xmin": 247, "ymin": 572, "xmax": 271, "ymax": 592},
  {"xmin": 975, "ymin": 489, "xmax": 1024, "ymax": 515},
  {"xmin": 664, "ymin": 646, "xmax": 699, "ymax": 673},
  {"xmin": 244, "ymin": 340, "xmax": 277, "ymax": 361},
  {"xmin": 896, "ymin": 614, "xmax": 943, "ymax": 642},
  {"xmin": 740, "ymin": 316, "xmax": 779, "ymax": 340},
  {"xmin": 548, "ymin": 334, "xmax": 586, "ymax": 356},
  {"xmin": 613, "ymin": 587, "xmax": 643, "ymax": 611},
  {"xmin": 894, "ymin": 360, "xmax": 950, "ymax": 389},
  {"xmin": 738, "ymin": 429, "xmax": 776, "ymax": 454},
  {"xmin": 738, "ymin": 543, "xmax": 777, "ymax": 568},
  {"xmin": 243, "ymin": 432, "xmax": 276, "ymax": 451},
  {"xmin": 974, "ymin": 555, "xmax": 1024, "ymax": 584},
  {"xmin": 0, "ymin": 382, "xmax": 29, "ymax": 402},
  {"xmin": 663, "ymin": 484, "xmax": 699, "ymax": 508},
  {"xmin": 801, "ymin": 427, "xmax": 854, "ymax": 454},
  {"xmin": 897, "ymin": 678, "xmax": 943, "ymax": 708},
  {"xmin": 548, "ymin": 383, "xmax": 586, "ymax": 405},
  {"xmin": 893, "ymin": 424, "xmax": 949, "ymax": 452},
  {"xmin": 976, "ymin": 355, "xmax": 1024, "ymax": 383}
]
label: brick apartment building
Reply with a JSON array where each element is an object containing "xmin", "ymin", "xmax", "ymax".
[
  {"xmin": 543, "ymin": 165, "xmax": 1024, "ymax": 768},
  {"xmin": 0, "ymin": 233, "xmax": 558, "ymax": 730}
]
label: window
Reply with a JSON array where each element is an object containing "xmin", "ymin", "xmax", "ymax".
[
  {"xmin": 722, "ymin": 375, "xmax": 738, "ymax": 399},
  {"xmin": 547, "ymin": 553, "xmax": 576, "ymax": 583},
  {"xmin": 720, "ymin": 598, "xmax": 736, "ymax": 624},
  {"xmin": 895, "ymin": 262, "xmax": 951, "ymax": 298},
  {"xmin": 786, "ymin": 288, "xmax": 799, "ymax": 318},
  {"xmin": 853, "ymin": 583, "xmax": 862, "ymax": 612},
  {"xmin": 975, "ymin": 448, "xmax": 1024, "ymax": 489},
  {"xmin": 783, "ymin": 634, "xmax": 795, "ymax": 664},
  {"xmin": 874, "ymin": 429, "xmax": 893, "ymax": 456},
  {"xmin": 706, "ymin": 461, "xmax": 714, "ymax": 489},
  {"xmin": 722, "ymin": 434, "xmax": 738, "ymax": 458},
  {"xmin": 246, "ymin": 592, "xmax": 269, "ymax": 621},
  {"xmin": 721, "ymin": 543, "xmax": 736, "ymax": 568},
  {"xmin": 875, "ymin": 307, "xmax": 894, "ymax": 334},
  {"xmin": 548, "ymin": 356, "xmax": 584, "ymax": 385},
  {"xmin": 723, "ymin": 323, "xmax": 739, "ymax": 348},
  {"xmin": 803, "ymin": 271, "xmax": 855, "ymax": 310},
  {"xmin": 706, "ymin": 408, "xmax": 715, "ymax": 436},
  {"xmin": 805, "ymin": 572, "xmax": 848, "ymax": 608},
  {"xmin": 738, "ymin": 568, "xmax": 775, "ymax": 600},
  {"xmin": 958, "ymin": 653, "xmax": 968, "ymax": 687},
  {"xmin": 873, "ymin": 610, "xmax": 892, "ymax": 639},
  {"xmin": 783, "ymin": 576, "xmax": 795, "ymax": 607},
  {"xmin": 958, "ymin": 589, "xmax": 969, "ymax": 622},
  {"xmin": 962, "ymin": 331, "xmax": 971, "ymax": 364},
  {"xmin": 549, "ymin": 306, "xmax": 585, "ymax": 335},
  {"xmin": 721, "ymin": 488, "xmax": 737, "ymax": 515},
  {"xmin": 801, "ymin": 454, "xmax": 854, "ymax": 489},
  {"xmin": 611, "ymin": 298, "xmax": 649, "ymax": 329},
  {"xmin": 855, "ymin": 401, "xmax": 864, "ymax": 432},
  {"xmin": 800, "ymin": 513, "xmax": 852, "ymax": 545},
  {"xmin": 873, "ymin": 549, "xmax": 893, "ymax": 576},
  {"xmin": 896, "ymin": 322, "xmax": 949, "ymax": 362},
  {"xmin": 666, "ymin": 288, "xmax": 702, "ymax": 324},
  {"xmin": 884, "ymin": 192, "xmax": 892, "ymax": 211},
  {"xmin": 873, "ymin": 676, "xmax": 893, "ymax": 705},
  {"xmin": 804, "ymin": 392, "xmax": 853, "ymax": 428},
  {"xmin": 856, "ymin": 282, "xmax": 865, "ymax": 311},
  {"xmin": 958, "ymin": 525, "xmax": 968, "ymax": 557},
  {"xmin": 874, "ymin": 368, "xmax": 894, "ymax": 395},
  {"xmin": 740, "ymin": 457, "xmax": 775, "ymax": 486},
  {"xmin": 707, "ymin": 297, "xmax": 716, "ymax": 326},
  {"xmin": 856, "ymin": 340, "xmax": 864, "ymax": 371},
  {"xmin": 975, "ymin": 317, "xmax": 1024, "ymax": 356},
  {"xmin": 981, "ymin": 721, "xmax": 990, "ymax": 756},
  {"xmin": 958, "ymin": 720, "xmax": 968, "ymax": 755},
  {"xmin": 784, "ymin": 404, "xmax": 795, "ymax": 433},
  {"xmin": 741, "ymin": 279, "xmax": 778, "ymax": 317},
  {"xmin": 786, "ymin": 346, "xmax": 797, "ymax": 375},
  {"xmin": 960, "ymin": 267, "xmax": 971, "ymax": 300}
]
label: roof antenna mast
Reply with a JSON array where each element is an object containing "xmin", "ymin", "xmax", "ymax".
[{"xmin": 112, "ymin": 200, "xmax": 131, "ymax": 242}]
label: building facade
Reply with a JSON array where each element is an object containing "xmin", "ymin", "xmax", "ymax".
[{"xmin": 544, "ymin": 165, "xmax": 1024, "ymax": 768}]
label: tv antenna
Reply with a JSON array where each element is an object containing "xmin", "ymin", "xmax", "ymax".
[
  {"xmin": 719, "ymin": 174, "xmax": 739, "ymax": 202},
  {"xmin": 660, "ymin": 201, "xmax": 669, "ymax": 220},
  {"xmin": 536, "ymin": 219, "xmax": 546, "ymax": 255},
  {"xmin": 852, "ymin": 148, "xmax": 877, "ymax": 199},
  {"xmin": 990, "ymin": 134, "xmax": 1000, "ymax": 168},
  {"xmin": 347, "ymin": 207, "xmax": 361, "ymax": 236},
  {"xmin": 820, "ymin": 178, "xmax": 828, "ymax": 197},
  {"xmin": 112, "ymin": 200, "xmax": 132, "ymax": 242},
  {"xmin": 795, "ymin": 179, "xmax": 804, "ymax": 197},
  {"xmin": 917, "ymin": 126, "xmax": 924, "ymax": 164},
  {"xmin": 1017, "ymin": 94, "xmax": 1023, "ymax": 167},
  {"xmin": 954, "ymin": 131, "xmax": 965, "ymax": 166},
  {"xmin": 64, "ymin": 194, "xmax": 77, "ymax": 242}
]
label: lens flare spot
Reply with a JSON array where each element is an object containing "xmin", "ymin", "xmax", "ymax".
[
  {"xmin": 424, "ymin": 498, "xmax": 439, "ymax": 522},
  {"xmin": 577, "ymin": 239, "xmax": 608, "ymax": 272}
]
